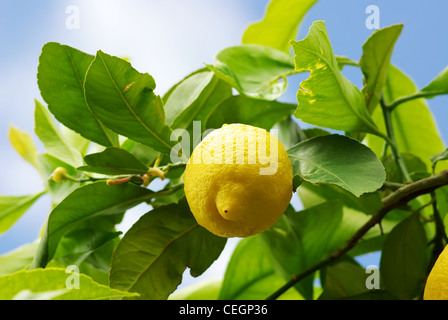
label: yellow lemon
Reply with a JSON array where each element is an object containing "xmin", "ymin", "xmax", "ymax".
[
  {"xmin": 424, "ymin": 245, "xmax": 448, "ymax": 300},
  {"xmin": 183, "ymin": 123, "xmax": 293, "ymax": 238}
]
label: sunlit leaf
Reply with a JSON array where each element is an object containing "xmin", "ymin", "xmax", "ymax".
[
  {"xmin": 34, "ymin": 100, "xmax": 83, "ymax": 167},
  {"xmin": 242, "ymin": 0, "xmax": 318, "ymax": 52},
  {"xmin": 365, "ymin": 65, "xmax": 447, "ymax": 172},
  {"xmin": 8, "ymin": 125, "xmax": 38, "ymax": 168},
  {"xmin": 421, "ymin": 66, "xmax": 448, "ymax": 97},
  {"xmin": 360, "ymin": 24, "xmax": 403, "ymax": 113},
  {"xmin": 0, "ymin": 192, "xmax": 45, "ymax": 234},
  {"xmin": 0, "ymin": 242, "xmax": 39, "ymax": 277},
  {"xmin": 291, "ymin": 21, "xmax": 380, "ymax": 135},
  {"xmin": 0, "ymin": 268, "xmax": 138, "ymax": 300}
]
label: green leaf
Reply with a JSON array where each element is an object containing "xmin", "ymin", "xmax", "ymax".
[
  {"xmin": 298, "ymin": 181, "xmax": 382, "ymax": 215},
  {"xmin": 0, "ymin": 242, "xmax": 39, "ymax": 276},
  {"xmin": 169, "ymin": 278, "xmax": 223, "ymax": 300},
  {"xmin": 287, "ymin": 134, "xmax": 386, "ymax": 197},
  {"xmin": 260, "ymin": 202, "xmax": 342, "ymax": 299},
  {"xmin": 37, "ymin": 42, "xmax": 119, "ymax": 147},
  {"xmin": 206, "ymin": 95, "xmax": 296, "ymax": 131},
  {"xmin": 31, "ymin": 181, "xmax": 152, "ymax": 268},
  {"xmin": 365, "ymin": 65, "xmax": 447, "ymax": 172},
  {"xmin": 219, "ymin": 236, "xmax": 302, "ymax": 300},
  {"xmin": 380, "ymin": 213, "xmax": 428, "ymax": 300},
  {"xmin": 431, "ymin": 148, "xmax": 448, "ymax": 171},
  {"xmin": 34, "ymin": 100, "xmax": 83, "ymax": 167},
  {"xmin": 274, "ymin": 116, "xmax": 306, "ymax": 150},
  {"xmin": 291, "ymin": 21, "xmax": 379, "ymax": 135},
  {"xmin": 319, "ymin": 258, "xmax": 389, "ymax": 300},
  {"xmin": 84, "ymin": 51, "xmax": 174, "ymax": 154},
  {"xmin": 0, "ymin": 192, "xmax": 45, "ymax": 234},
  {"xmin": 382, "ymin": 152, "xmax": 428, "ymax": 183},
  {"xmin": 207, "ymin": 44, "xmax": 295, "ymax": 101},
  {"xmin": 48, "ymin": 217, "xmax": 122, "ymax": 285},
  {"xmin": 109, "ymin": 199, "xmax": 227, "ymax": 300},
  {"xmin": 319, "ymin": 258, "xmax": 367, "ymax": 300},
  {"xmin": 242, "ymin": 0, "xmax": 318, "ymax": 52},
  {"xmin": 421, "ymin": 66, "xmax": 448, "ymax": 97},
  {"xmin": 0, "ymin": 268, "xmax": 138, "ymax": 300},
  {"xmin": 164, "ymin": 69, "xmax": 232, "ymax": 131},
  {"xmin": 360, "ymin": 24, "xmax": 403, "ymax": 113},
  {"xmin": 12, "ymin": 289, "xmax": 69, "ymax": 300},
  {"xmin": 120, "ymin": 139, "xmax": 160, "ymax": 167},
  {"xmin": 78, "ymin": 147, "xmax": 149, "ymax": 175},
  {"xmin": 8, "ymin": 125, "xmax": 38, "ymax": 168},
  {"xmin": 36, "ymin": 153, "xmax": 80, "ymax": 205}
]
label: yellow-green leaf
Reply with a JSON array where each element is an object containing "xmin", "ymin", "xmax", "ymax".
[{"xmin": 242, "ymin": 0, "xmax": 318, "ymax": 52}]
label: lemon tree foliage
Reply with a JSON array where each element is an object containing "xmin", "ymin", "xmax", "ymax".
[{"xmin": 2, "ymin": 0, "xmax": 448, "ymax": 301}]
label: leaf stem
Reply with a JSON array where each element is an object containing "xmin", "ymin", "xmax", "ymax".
[
  {"xmin": 380, "ymin": 96, "xmax": 412, "ymax": 183},
  {"xmin": 388, "ymin": 90, "xmax": 448, "ymax": 111},
  {"xmin": 266, "ymin": 170, "xmax": 448, "ymax": 300}
]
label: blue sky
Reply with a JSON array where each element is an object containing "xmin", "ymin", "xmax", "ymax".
[{"xmin": 0, "ymin": 0, "xmax": 447, "ymax": 292}]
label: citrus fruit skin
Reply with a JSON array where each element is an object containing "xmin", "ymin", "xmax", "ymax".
[
  {"xmin": 183, "ymin": 123, "xmax": 293, "ymax": 238},
  {"xmin": 424, "ymin": 245, "xmax": 448, "ymax": 300}
]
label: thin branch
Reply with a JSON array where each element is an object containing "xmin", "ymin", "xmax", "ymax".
[
  {"xmin": 388, "ymin": 90, "xmax": 448, "ymax": 111},
  {"xmin": 380, "ymin": 96, "xmax": 412, "ymax": 183},
  {"xmin": 266, "ymin": 170, "xmax": 448, "ymax": 300}
]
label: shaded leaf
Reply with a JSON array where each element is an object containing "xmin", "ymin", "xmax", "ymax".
[
  {"xmin": 287, "ymin": 134, "xmax": 386, "ymax": 197},
  {"xmin": 31, "ymin": 181, "xmax": 152, "ymax": 268},
  {"xmin": 219, "ymin": 236, "xmax": 302, "ymax": 300},
  {"xmin": 242, "ymin": 0, "xmax": 318, "ymax": 52},
  {"xmin": 274, "ymin": 116, "xmax": 306, "ymax": 150},
  {"xmin": 164, "ymin": 69, "xmax": 232, "ymax": 131},
  {"xmin": 206, "ymin": 95, "xmax": 295, "ymax": 131},
  {"xmin": 78, "ymin": 147, "xmax": 149, "ymax": 175},
  {"xmin": 319, "ymin": 258, "xmax": 385, "ymax": 300},
  {"xmin": 84, "ymin": 51, "xmax": 174, "ymax": 154},
  {"xmin": 37, "ymin": 42, "xmax": 118, "ymax": 147},
  {"xmin": 380, "ymin": 213, "xmax": 428, "ymax": 300},
  {"xmin": 109, "ymin": 199, "xmax": 227, "ymax": 300}
]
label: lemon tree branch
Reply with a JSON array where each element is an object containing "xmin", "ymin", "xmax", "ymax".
[{"xmin": 266, "ymin": 169, "xmax": 448, "ymax": 300}]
